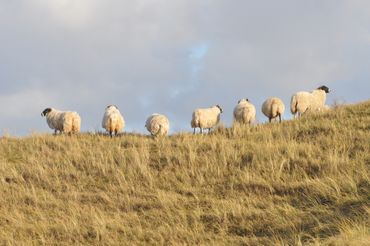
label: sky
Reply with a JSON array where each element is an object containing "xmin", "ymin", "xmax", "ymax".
[{"xmin": 0, "ymin": 0, "xmax": 370, "ymax": 136}]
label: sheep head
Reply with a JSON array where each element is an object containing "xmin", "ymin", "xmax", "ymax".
[
  {"xmin": 238, "ymin": 98, "xmax": 249, "ymax": 104},
  {"xmin": 106, "ymin": 105, "xmax": 118, "ymax": 109},
  {"xmin": 216, "ymin": 105, "xmax": 223, "ymax": 113},
  {"xmin": 317, "ymin": 85, "xmax": 330, "ymax": 93},
  {"xmin": 41, "ymin": 108, "xmax": 52, "ymax": 116}
]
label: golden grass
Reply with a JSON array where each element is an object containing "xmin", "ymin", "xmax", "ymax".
[{"xmin": 0, "ymin": 101, "xmax": 369, "ymax": 245}]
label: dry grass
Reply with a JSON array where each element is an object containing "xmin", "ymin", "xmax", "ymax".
[{"xmin": 0, "ymin": 101, "xmax": 369, "ymax": 245}]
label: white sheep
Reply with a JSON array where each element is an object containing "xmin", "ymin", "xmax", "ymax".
[
  {"xmin": 41, "ymin": 107, "xmax": 81, "ymax": 134},
  {"xmin": 101, "ymin": 105, "xmax": 125, "ymax": 137},
  {"xmin": 290, "ymin": 85, "xmax": 330, "ymax": 118},
  {"xmin": 145, "ymin": 113, "xmax": 169, "ymax": 137},
  {"xmin": 233, "ymin": 99, "xmax": 256, "ymax": 125},
  {"xmin": 191, "ymin": 105, "xmax": 223, "ymax": 134},
  {"xmin": 262, "ymin": 97, "xmax": 285, "ymax": 123}
]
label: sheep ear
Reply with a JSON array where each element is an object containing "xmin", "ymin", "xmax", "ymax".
[
  {"xmin": 238, "ymin": 100, "xmax": 241, "ymax": 104},
  {"xmin": 246, "ymin": 98, "xmax": 249, "ymax": 101}
]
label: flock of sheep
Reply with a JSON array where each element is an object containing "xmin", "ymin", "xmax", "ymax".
[{"xmin": 41, "ymin": 85, "xmax": 330, "ymax": 137}]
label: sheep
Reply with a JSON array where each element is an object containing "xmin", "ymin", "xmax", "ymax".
[
  {"xmin": 41, "ymin": 107, "xmax": 81, "ymax": 134},
  {"xmin": 233, "ymin": 99, "xmax": 256, "ymax": 125},
  {"xmin": 290, "ymin": 85, "xmax": 330, "ymax": 118},
  {"xmin": 101, "ymin": 105, "xmax": 125, "ymax": 137},
  {"xmin": 145, "ymin": 113, "xmax": 169, "ymax": 137},
  {"xmin": 261, "ymin": 97, "xmax": 285, "ymax": 123},
  {"xmin": 191, "ymin": 105, "xmax": 223, "ymax": 134}
]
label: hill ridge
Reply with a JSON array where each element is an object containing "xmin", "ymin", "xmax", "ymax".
[{"xmin": 0, "ymin": 101, "xmax": 369, "ymax": 245}]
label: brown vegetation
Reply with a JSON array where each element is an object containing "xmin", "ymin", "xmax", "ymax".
[{"xmin": 0, "ymin": 101, "xmax": 369, "ymax": 245}]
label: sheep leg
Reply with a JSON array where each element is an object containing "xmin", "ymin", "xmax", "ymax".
[
  {"xmin": 208, "ymin": 128, "xmax": 211, "ymax": 133},
  {"xmin": 193, "ymin": 128, "xmax": 196, "ymax": 134},
  {"xmin": 279, "ymin": 114, "xmax": 282, "ymax": 123},
  {"xmin": 114, "ymin": 130, "xmax": 118, "ymax": 137},
  {"xmin": 200, "ymin": 128, "xmax": 203, "ymax": 134},
  {"xmin": 269, "ymin": 117, "xmax": 272, "ymax": 123},
  {"xmin": 109, "ymin": 131, "xmax": 113, "ymax": 138}
]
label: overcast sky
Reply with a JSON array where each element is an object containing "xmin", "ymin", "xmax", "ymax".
[{"xmin": 1, "ymin": 0, "xmax": 369, "ymax": 136}]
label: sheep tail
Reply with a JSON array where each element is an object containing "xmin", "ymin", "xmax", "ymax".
[
  {"xmin": 154, "ymin": 125, "xmax": 162, "ymax": 136},
  {"xmin": 72, "ymin": 115, "xmax": 81, "ymax": 133},
  {"xmin": 108, "ymin": 117, "xmax": 113, "ymax": 135},
  {"xmin": 190, "ymin": 117, "xmax": 198, "ymax": 128},
  {"xmin": 271, "ymin": 103, "xmax": 278, "ymax": 118},
  {"xmin": 290, "ymin": 95, "xmax": 298, "ymax": 114},
  {"xmin": 242, "ymin": 108, "xmax": 249, "ymax": 124}
]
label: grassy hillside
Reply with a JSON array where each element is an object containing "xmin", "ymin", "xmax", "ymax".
[{"xmin": 0, "ymin": 101, "xmax": 369, "ymax": 245}]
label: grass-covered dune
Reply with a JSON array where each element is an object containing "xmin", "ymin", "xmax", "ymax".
[{"xmin": 0, "ymin": 101, "xmax": 369, "ymax": 245}]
